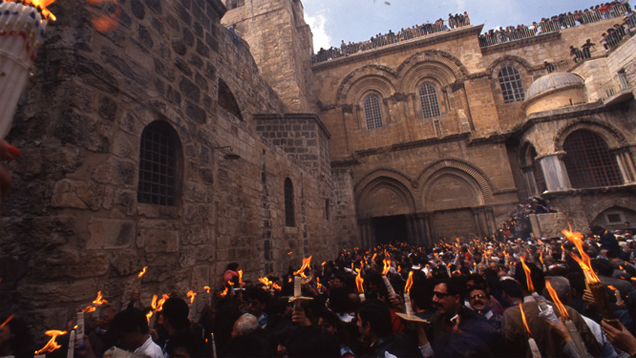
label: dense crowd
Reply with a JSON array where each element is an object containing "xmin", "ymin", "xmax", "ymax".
[
  {"xmin": 479, "ymin": 1, "xmax": 633, "ymax": 47},
  {"xmin": 4, "ymin": 214, "xmax": 636, "ymax": 358},
  {"xmin": 313, "ymin": 12, "xmax": 470, "ymax": 63},
  {"xmin": 313, "ymin": 1, "xmax": 635, "ymax": 65}
]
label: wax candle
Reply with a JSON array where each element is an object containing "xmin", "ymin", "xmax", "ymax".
[
  {"xmin": 294, "ymin": 276, "xmax": 301, "ymax": 297},
  {"xmin": 381, "ymin": 275, "xmax": 396, "ymax": 297},
  {"xmin": 528, "ymin": 337, "xmax": 542, "ymax": 358},
  {"xmin": 66, "ymin": 330, "xmax": 75, "ymax": 358},
  {"xmin": 404, "ymin": 292, "xmax": 413, "ymax": 317},
  {"xmin": 76, "ymin": 312, "xmax": 84, "ymax": 348}
]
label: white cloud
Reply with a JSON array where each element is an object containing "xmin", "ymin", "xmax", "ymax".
[{"xmin": 305, "ymin": 13, "xmax": 332, "ymax": 50}]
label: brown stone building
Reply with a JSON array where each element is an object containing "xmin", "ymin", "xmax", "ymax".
[{"xmin": 1, "ymin": 0, "xmax": 635, "ymax": 333}]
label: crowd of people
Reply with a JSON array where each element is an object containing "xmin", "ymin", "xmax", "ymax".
[
  {"xmin": 313, "ymin": 12, "xmax": 470, "ymax": 64},
  {"xmin": 4, "ymin": 215, "xmax": 636, "ymax": 358},
  {"xmin": 479, "ymin": 1, "xmax": 633, "ymax": 47}
]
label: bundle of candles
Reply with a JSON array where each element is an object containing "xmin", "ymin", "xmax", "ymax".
[{"xmin": 0, "ymin": 0, "xmax": 54, "ymax": 138}]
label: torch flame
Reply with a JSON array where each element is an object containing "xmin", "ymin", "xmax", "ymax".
[
  {"xmin": 355, "ymin": 268, "xmax": 364, "ymax": 293},
  {"xmin": 382, "ymin": 259, "xmax": 391, "ymax": 275},
  {"xmin": 204, "ymin": 286, "xmax": 211, "ymax": 294},
  {"xmin": 258, "ymin": 277, "xmax": 271, "ymax": 286},
  {"xmin": 293, "ymin": 256, "xmax": 312, "ymax": 277},
  {"xmin": 34, "ymin": 330, "xmax": 68, "ymax": 355},
  {"xmin": 404, "ymin": 271, "xmax": 414, "ymax": 294},
  {"xmin": 187, "ymin": 290, "xmax": 197, "ymax": 305},
  {"xmin": 519, "ymin": 304, "xmax": 532, "ymax": 337},
  {"xmin": 0, "ymin": 315, "xmax": 14, "ymax": 328},
  {"xmin": 138, "ymin": 266, "xmax": 148, "ymax": 278},
  {"xmin": 92, "ymin": 291, "xmax": 108, "ymax": 305},
  {"xmin": 82, "ymin": 306, "xmax": 96, "ymax": 313},
  {"xmin": 519, "ymin": 255, "xmax": 535, "ymax": 293},
  {"xmin": 563, "ymin": 228, "xmax": 600, "ymax": 284},
  {"xmin": 569, "ymin": 254, "xmax": 600, "ymax": 283},
  {"xmin": 545, "ymin": 280, "xmax": 570, "ymax": 319},
  {"xmin": 7, "ymin": 0, "xmax": 57, "ymax": 21},
  {"xmin": 238, "ymin": 270, "xmax": 244, "ymax": 285},
  {"xmin": 152, "ymin": 294, "xmax": 169, "ymax": 311}
]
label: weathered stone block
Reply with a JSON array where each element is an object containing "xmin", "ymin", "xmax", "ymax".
[
  {"xmin": 179, "ymin": 249, "xmax": 196, "ymax": 268},
  {"xmin": 110, "ymin": 251, "xmax": 142, "ymax": 277},
  {"xmin": 130, "ymin": 0, "xmax": 145, "ymax": 19},
  {"xmin": 185, "ymin": 102, "xmax": 207, "ymax": 124},
  {"xmin": 183, "ymin": 225, "xmax": 210, "ymax": 245},
  {"xmin": 92, "ymin": 157, "xmax": 136, "ymax": 186},
  {"xmin": 88, "ymin": 218, "xmax": 135, "ymax": 249},
  {"xmin": 51, "ymin": 179, "xmax": 102, "ymax": 210},
  {"xmin": 142, "ymin": 229, "xmax": 179, "ymax": 253}
]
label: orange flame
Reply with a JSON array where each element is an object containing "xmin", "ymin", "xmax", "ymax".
[
  {"xmin": 0, "ymin": 314, "xmax": 14, "ymax": 328},
  {"xmin": 238, "ymin": 270, "xmax": 244, "ymax": 285},
  {"xmin": 7, "ymin": 0, "xmax": 57, "ymax": 21},
  {"xmin": 293, "ymin": 256, "xmax": 312, "ymax": 277},
  {"xmin": 563, "ymin": 228, "xmax": 600, "ymax": 283},
  {"xmin": 288, "ymin": 252, "xmax": 293, "ymax": 255},
  {"xmin": 382, "ymin": 259, "xmax": 391, "ymax": 275},
  {"xmin": 146, "ymin": 311, "xmax": 153, "ymax": 324},
  {"xmin": 372, "ymin": 253, "xmax": 377, "ymax": 261},
  {"xmin": 138, "ymin": 266, "xmax": 148, "ymax": 278},
  {"xmin": 539, "ymin": 251, "xmax": 545, "ymax": 267},
  {"xmin": 152, "ymin": 294, "xmax": 169, "ymax": 311},
  {"xmin": 545, "ymin": 280, "xmax": 570, "ymax": 320},
  {"xmin": 82, "ymin": 306, "xmax": 96, "ymax": 313},
  {"xmin": 322, "ymin": 261, "xmax": 326, "ymax": 266},
  {"xmin": 187, "ymin": 290, "xmax": 197, "ymax": 305},
  {"xmin": 34, "ymin": 330, "xmax": 68, "ymax": 355},
  {"xmin": 258, "ymin": 277, "xmax": 272, "ymax": 286},
  {"xmin": 151, "ymin": 295, "xmax": 158, "ymax": 310},
  {"xmin": 355, "ymin": 268, "xmax": 364, "ymax": 293},
  {"xmin": 608, "ymin": 285, "xmax": 618, "ymax": 291},
  {"xmin": 404, "ymin": 271, "xmax": 414, "ymax": 294},
  {"xmin": 220, "ymin": 287, "xmax": 228, "ymax": 297},
  {"xmin": 204, "ymin": 286, "xmax": 211, "ymax": 294},
  {"xmin": 272, "ymin": 283, "xmax": 282, "ymax": 291},
  {"xmin": 519, "ymin": 304, "xmax": 532, "ymax": 337},
  {"xmin": 92, "ymin": 291, "xmax": 108, "ymax": 305},
  {"xmin": 519, "ymin": 255, "xmax": 535, "ymax": 293},
  {"xmin": 317, "ymin": 277, "xmax": 322, "ymax": 290}
]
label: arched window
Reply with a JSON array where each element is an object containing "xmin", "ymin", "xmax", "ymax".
[
  {"xmin": 498, "ymin": 66, "xmax": 525, "ymax": 103},
  {"xmin": 363, "ymin": 94, "xmax": 383, "ymax": 129},
  {"xmin": 284, "ymin": 178, "xmax": 295, "ymax": 227},
  {"xmin": 419, "ymin": 82, "xmax": 441, "ymax": 119},
  {"xmin": 563, "ymin": 130, "xmax": 621, "ymax": 188},
  {"xmin": 138, "ymin": 121, "xmax": 181, "ymax": 206}
]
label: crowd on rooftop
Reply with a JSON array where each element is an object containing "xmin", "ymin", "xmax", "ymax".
[{"xmin": 312, "ymin": 1, "xmax": 635, "ymax": 64}]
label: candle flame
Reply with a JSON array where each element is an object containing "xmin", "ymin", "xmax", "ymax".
[
  {"xmin": 288, "ymin": 251, "xmax": 293, "ymax": 255},
  {"xmin": 81, "ymin": 305, "xmax": 96, "ymax": 313},
  {"xmin": 355, "ymin": 268, "xmax": 364, "ymax": 293},
  {"xmin": 545, "ymin": 280, "xmax": 570, "ymax": 319},
  {"xmin": 520, "ymin": 255, "xmax": 535, "ymax": 293},
  {"xmin": 539, "ymin": 251, "xmax": 544, "ymax": 267},
  {"xmin": 258, "ymin": 277, "xmax": 271, "ymax": 286},
  {"xmin": 138, "ymin": 266, "xmax": 148, "ymax": 278},
  {"xmin": 92, "ymin": 291, "xmax": 108, "ymax": 305},
  {"xmin": 7, "ymin": 0, "xmax": 57, "ymax": 21},
  {"xmin": 34, "ymin": 330, "xmax": 68, "ymax": 355},
  {"xmin": 187, "ymin": 290, "xmax": 197, "ymax": 305},
  {"xmin": 220, "ymin": 287, "xmax": 228, "ymax": 297},
  {"xmin": 238, "ymin": 270, "xmax": 244, "ymax": 285},
  {"xmin": 563, "ymin": 228, "xmax": 600, "ymax": 284},
  {"xmin": 608, "ymin": 285, "xmax": 617, "ymax": 291},
  {"xmin": 272, "ymin": 282, "xmax": 282, "ymax": 291},
  {"xmin": 316, "ymin": 277, "xmax": 322, "ymax": 290},
  {"xmin": 372, "ymin": 253, "xmax": 377, "ymax": 261},
  {"xmin": 293, "ymin": 256, "xmax": 312, "ymax": 277},
  {"xmin": 0, "ymin": 314, "xmax": 14, "ymax": 328},
  {"xmin": 151, "ymin": 294, "xmax": 169, "ymax": 311},
  {"xmin": 519, "ymin": 304, "xmax": 532, "ymax": 337},
  {"xmin": 382, "ymin": 259, "xmax": 391, "ymax": 275},
  {"xmin": 404, "ymin": 271, "xmax": 414, "ymax": 294},
  {"xmin": 146, "ymin": 311, "xmax": 153, "ymax": 324},
  {"xmin": 204, "ymin": 286, "xmax": 211, "ymax": 294},
  {"xmin": 321, "ymin": 261, "xmax": 326, "ymax": 266}
]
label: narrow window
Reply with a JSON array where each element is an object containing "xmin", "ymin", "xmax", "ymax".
[
  {"xmin": 363, "ymin": 94, "xmax": 383, "ymax": 129},
  {"xmin": 138, "ymin": 121, "xmax": 180, "ymax": 206},
  {"xmin": 419, "ymin": 82, "xmax": 441, "ymax": 119},
  {"xmin": 563, "ymin": 130, "xmax": 621, "ymax": 188},
  {"xmin": 284, "ymin": 178, "xmax": 295, "ymax": 227},
  {"xmin": 498, "ymin": 66, "xmax": 525, "ymax": 103}
]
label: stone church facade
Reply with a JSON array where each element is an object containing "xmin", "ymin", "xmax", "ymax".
[{"xmin": 0, "ymin": 0, "xmax": 635, "ymax": 331}]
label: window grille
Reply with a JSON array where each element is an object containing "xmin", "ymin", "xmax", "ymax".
[
  {"xmin": 284, "ymin": 178, "xmax": 295, "ymax": 227},
  {"xmin": 419, "ymin": 83, "xmax": 441, "ymax": 119},
  {"xmin": 363, "ymin": 94, "xmax": 383, "ymax": 129},
  {"xmin": 138, "ymin": 122, "xmax": 179, "ymax": 206},
  {"xmin": 498, "ymin": 66, "xmax": 525, "ymax": 103},
  {"xmin": 563, "ymin": 130, "xmax": 621, "ymax": 189}
]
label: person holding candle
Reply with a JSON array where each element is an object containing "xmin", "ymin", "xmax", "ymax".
[{"xmin": 110, "ymin": 308, "xmax": 163, "ymax": 358}]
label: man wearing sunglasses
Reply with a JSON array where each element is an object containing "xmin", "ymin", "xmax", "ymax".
[{"xmin": 468, "ymin": 286, "xmax": 502, "ymax": 332}]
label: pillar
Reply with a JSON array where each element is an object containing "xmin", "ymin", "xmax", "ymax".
[
  {"xmin": 537, "ymin": 152, "xmax": 571, "ymax": 192},
  {"xmin": 521, "ymin": 167, "xmax": 539, "ymax": 196}
]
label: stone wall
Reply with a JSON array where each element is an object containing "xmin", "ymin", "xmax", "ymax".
[{"xmin": 0, "ymin": 0, "xmax": 352, "ymax": 335}]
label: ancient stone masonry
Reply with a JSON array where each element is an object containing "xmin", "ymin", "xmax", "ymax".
[{"xmin": 0, "ymin": 0, "xmax": 357, "ymax": 334}]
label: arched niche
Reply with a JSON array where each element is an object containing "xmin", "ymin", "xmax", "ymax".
[
  {"xmin": 421, "ymin": 168, "xmax": 484, "ymax": 212},
  {"xmin": 356, "ymin": 176, "xmax": 416, "ymax": 219}
]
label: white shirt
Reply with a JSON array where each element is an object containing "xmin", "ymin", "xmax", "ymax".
[{"xmin": 135, "ymin": 335, "xmax": 163, "ymax": 358}]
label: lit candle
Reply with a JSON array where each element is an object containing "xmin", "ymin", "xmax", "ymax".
[
  {"xmin": 528, "ymin": 337, "xmax": 542, "ymax": 358},
  {"xmin": 76, "ymin": 312, "xmax": 84, "ymax": 348},
  {"xmin": 564, "ymin": 320, "xmax": 588, "ymax": 358},
  {"xmin": 381, "ymin": 275, "xmax": 396, "ymax": 297},
  {"xmin": 294, "ymin": 276, "xmax": 301, "ymax": 297},
  {"xmin": 404, "ymin": 292, "xmax": 413, "ymax": 317},
  {"xmin": 211, "ymin": 333, "xmax": 217, "ymax": 358},
  {"xmin": 66, "ymin": 330, "xmax": 75, "ymax": 358}
]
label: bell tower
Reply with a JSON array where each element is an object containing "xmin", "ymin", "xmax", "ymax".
[{"xmin": 221, "ymin": 0, "xmax": 315, "ymax": 113}]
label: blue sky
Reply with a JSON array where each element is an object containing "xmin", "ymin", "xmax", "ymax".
[{"xmin": 301, "ymin": 0, "xmax": 615, "ymax": 50}]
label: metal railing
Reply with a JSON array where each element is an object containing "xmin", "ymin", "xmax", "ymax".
[
  {"xmin": 480, "ymin": 3, "xmax": 633, "ymax": 48},
  {"xmin": 599, "ymin": 73, "xmax": 632, "ymax": 101}
]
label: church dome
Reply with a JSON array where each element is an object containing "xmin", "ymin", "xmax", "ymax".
[
  {"xmin": 523, "ymin": 72, "xmax": 587, "ymax": 116},
  {"xmin": 525, "ymin": 72, "xmax": 585, "ymax": 102}
]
